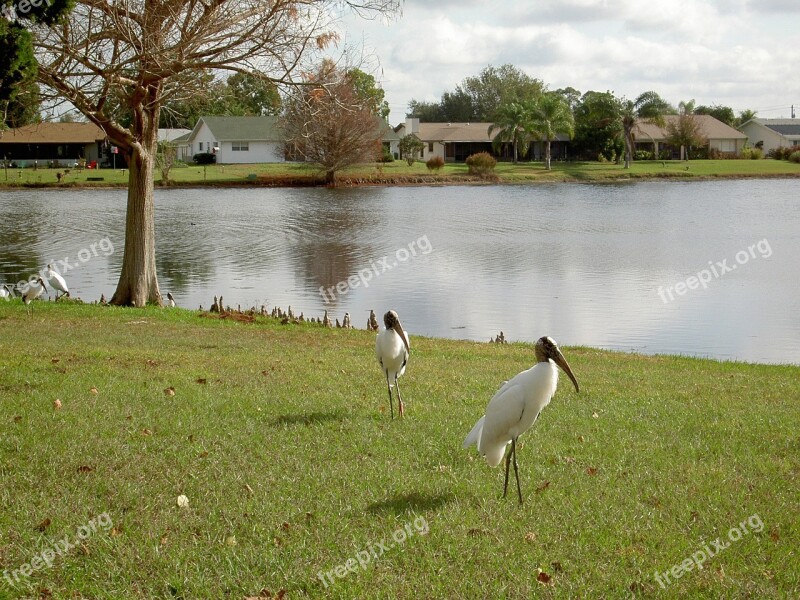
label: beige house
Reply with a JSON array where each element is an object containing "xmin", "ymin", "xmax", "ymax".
[
  {"xmin": 738, "ymin": 119, "xmax": 800, "ymax": 154},
  {"xmin": 395, "ymin": 118, "xmax": 569, "ymax": 162},
  {"xmin": 0, "ymin": 122, "xmax": 108, "ymax": 167},
  {"xmin": 634, "ymin": 114, "xmax": 747, "ymax": 159}
]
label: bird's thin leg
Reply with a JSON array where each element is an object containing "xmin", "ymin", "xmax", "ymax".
[
  {"xmin": 503, "ymin": 444, "xmax": 512, "ymax": 498},
  {"xmin": 511, "ymin": 438, "xmax": 523, "ymax": 504},
  {"xmin": 385, "ymin": 372, "xmax": 394, "ymax": 420},
  {"xmin": 395, "ymin": 376, "xmax": 404, "ymax": 417}
]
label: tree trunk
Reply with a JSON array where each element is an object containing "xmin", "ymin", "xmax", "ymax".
[
  {"xmin": 545, "ymin": 140, "xmax": 552, "ymax": 170},
  {"xmin": 624, "ymin": 130, "xmax": 633, "ymax": 169},
  {"xmin": 325, "ymin": 170, "xmax": 336, "ymax": 185},
  {"xmin": 110, "ymin": 129, "xmax": 162, "ymax": 306}
]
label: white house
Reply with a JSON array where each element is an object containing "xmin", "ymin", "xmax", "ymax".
[
  {"xmin": 158, "ymin": 128, "xmax": 192, "ymax": 161},
  {"xmin": 739, "ymin": 119, "xmax": 800, "ymax": 154},
  {"xmin": 634, "ymin": 114, "xmax": 747, "ymax": 158},
  {"xmin": 186, "ymin": 116, "xmax": 286, "ymax": 163}
]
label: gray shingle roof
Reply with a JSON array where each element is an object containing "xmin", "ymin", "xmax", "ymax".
[{"xmin": 193, "ymin": 116, "xmax": 283, "ymax": 141}]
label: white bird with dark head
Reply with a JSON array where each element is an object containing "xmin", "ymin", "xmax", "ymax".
[
  {"xmin": 45, "ymin": 264, "xmax": 69, "ymax": 299},
  {"xmin": 375, "ymin": 310, "xmax": 410, "ymax": 419},
  {"xmin": 22, "ymin": 277, "xmax": 48, "ymax": 315},
  {"xmin": 167, "ymin": 292, "xmax": 176, "ymax": 307},
  {"xmin": 0, "ymin": 284, "xmax": 14, "ymax": 300},
  {"xmin": 463, "ymin": 336, "xmax": 579, "ymax": 504}
]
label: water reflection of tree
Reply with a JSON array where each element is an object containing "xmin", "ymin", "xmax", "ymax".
[
  {"xmin": 0, "ymin": 201, "xmax": 46, "ymax": 286},
  {"xmin": 286, "ymin": 190, "xmax": 380, "ymax": 307}
]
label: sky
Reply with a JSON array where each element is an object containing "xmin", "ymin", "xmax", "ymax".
[{"xmin": 339, "ymin": 0, "xmax": 800, "ymax": 124}]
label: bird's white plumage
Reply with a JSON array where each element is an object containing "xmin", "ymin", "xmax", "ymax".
[
  {"xmin": 375, "ymin": 326, "xmax": 410, "ymax": 384},
  {"xmin": 0, "ymin": 285, "xmax": 12, "ymax": 299},
  {"xmin": 45, "ymin": 265, "xmax": 68, "ymax": 297},
  {"xmin": 463, "ymin": 360, "xmax": 559, "ymax": 467}
]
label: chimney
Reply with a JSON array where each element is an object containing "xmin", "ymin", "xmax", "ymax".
[{"xmin": 405, "ymin": 117, "xmax": 420, "ymax": 134}]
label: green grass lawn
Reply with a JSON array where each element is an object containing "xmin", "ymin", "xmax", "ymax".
[
  {"xmin": 0, "ymin": 302, "xmax": 798, "ymax": 598},
  {"xmin": 1, "ymin": 158, "xmax": 799, "ymax": 188}
]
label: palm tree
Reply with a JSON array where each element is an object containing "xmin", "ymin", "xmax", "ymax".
[
  {"xmin": 527, "ymin": 93, "xmax": 575, "ymax": 170},
  {"xmin": 620, "ymin": 91, "xmax": 672, "ymax": 168},
  {"xmin": 488, "ymin": 102, "xmax": 531, "ymax": 163}
]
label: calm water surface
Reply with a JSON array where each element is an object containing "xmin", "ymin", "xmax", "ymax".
[{"xmin": 1, "ymin": 180, "xmax": 798, "ymax": 364}]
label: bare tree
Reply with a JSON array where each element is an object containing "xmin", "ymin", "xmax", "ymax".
[
  {"xmin": 31, "ymin": 0, "xmax": 400, "ymax": 305},
  {"xmin": 281, "ymin": 59, "xmax": 384, "ymax": 184}
]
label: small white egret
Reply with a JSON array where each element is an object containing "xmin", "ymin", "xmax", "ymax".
[
  {"xmin": 167, "ymin": 292, "xmax": 176, "ymax": 307},
  {"xmin": 375, "ymin": 310, "xmax": 410, "ymax": 419},
  {"xmin": 23, "ymin": 277, "xmax": 48, "ymax": 315},
  {"xmin": 45, "ymin": 264, "xmax": 69, "ymax": 299},
  {"xmin": 463, "ymin": 336, "xmax": 579, "ymax": 504}
]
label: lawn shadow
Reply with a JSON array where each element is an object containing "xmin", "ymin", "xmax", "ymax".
[
  {"xmin": 366, "ymin": 491, "xmax": 456, "ymax": 515},
  {"xmin": 272, "ymin": 410, "xmax": 345, "ymax": 427}
]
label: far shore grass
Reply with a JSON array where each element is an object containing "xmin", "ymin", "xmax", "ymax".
[
  {"xmin": 1, "ymin": 157, "xmax": 800, "ymax": 189},
  {"xmin": 0, "ymin": 301, "xmax": 798, "ymax": 598}
]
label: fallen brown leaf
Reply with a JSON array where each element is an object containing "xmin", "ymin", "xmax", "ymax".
[
  {"xmin": 51, "ymin": 358, "xmax": 60, "ymax": 364},
  {"xmin": 13, "ymin": 415, "xmax": 22, "ymax": 423},
  {"xmin": 77, "ymin": 465, "xmax": 94, "ymax": 473},
  {"xmin": 244, "ymin": 484, "xmax": 254, "ymax": 495},
  {"xmin": 536, "ymin": 571, "xmax": 552, "ymax": 585},
  {"xmin": 586, "ymin": 467, "xmax": 598, "ymax": 476},
  {"xmin": 53, "ymin": 399, "xmax": 62, "ymax": 410},
  {"xmin": 142, "ymin": 428, "xmax": 152, "ymax": 436},
  {"xmin": 35, "ymin": 518, "xmax": 51, "ymax": 532},
  {"xmin": 196, "ymin": 378, "xmax": 207, "ymax": 385},
  {"xmin": 164, "ymin": 387, "xmax": 175, "ymax": 396},
  {"xmin": 89, "ymin": 386, "xmax": 98, "ymax": 394},
  {"xmin": 535, "ymin": 481, "xmax": 551, "ymax": 494},
  {"xmin": 524, "ymin": 532, "xmax": 537, "ymax": 542},
  {"xmin": 770, "ymin": 527, "xmax": 779, "ymax": 542},
  {"xmin": 198, "ymin": 451, "xmax": 209, "ymax": 458}
]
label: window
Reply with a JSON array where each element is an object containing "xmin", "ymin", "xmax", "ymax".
[
  {"xmin": 428, "ymin": 142, "xmax": 434, "ymax": 152},
  {"xmin": 232, "ymin": 141, "xmax": 249, "ymax": 151},
  {"xmin": 199, "ymin": 142, "xmax": 204, "ymax": 151}
]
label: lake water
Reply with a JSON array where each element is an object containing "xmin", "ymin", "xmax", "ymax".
[{"xmin": 1, "ymin": 180, "xmax": 798, "ymax": 365}]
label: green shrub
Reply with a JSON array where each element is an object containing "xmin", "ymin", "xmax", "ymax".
[
  {"xmin": 426, "ymin": 156, "xmax": 444, "ymax": 171},
  {"xmin": 465, "ymin": 152, "xmax": 497, "ymax": 177},
  {"xmin": 634, "ymin": 150, "xmax": 653, "ymax": 161},
  {"xmin": 741, "ymin": 147, "xmax": 764, "ymax": 160},
  {"xmin": 768, "ymin": 147, "xmax": 796, "ymax": 160},
  {"xmin": 789, "ymin": 151, "xmax": 800, "ymax": 164}
]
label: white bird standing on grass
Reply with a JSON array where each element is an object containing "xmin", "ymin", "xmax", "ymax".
[
  {"xmin": 0, "ymin": 284, "xmax": 14, "ymax": 299},
  {"xmin": 463, "ymin": 336, "xmax": 580, "ymax": 504},
  {"xmin": 45, "ymin": 264, "xmax": 69, "ymax": 299},
  {"xmin": 22, "ymin": 277, "xmax": 48, "ymax": 315},
  {"xmin": 375, "ymin": 310, "xmax": 410, "ymax": 419}
]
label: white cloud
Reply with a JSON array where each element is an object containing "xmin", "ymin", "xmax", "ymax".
[{"xmin": 338, "ymin": 0, "xmax": 799, "ymax": 121}]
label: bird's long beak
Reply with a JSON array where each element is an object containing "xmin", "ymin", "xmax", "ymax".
[
  {"xmin": 393, "ymin": 321, "xmax": 410, "ymax": 354},
  {"xmin": 553, "ymin": 350, "xmax": 579, "ymax": 393}
]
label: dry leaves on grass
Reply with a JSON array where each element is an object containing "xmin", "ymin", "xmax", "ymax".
[
  {"xmin": 53, "ymin": 399, "xmax": 62, "ymax": 410},
  {"xmin": 35, "ymin": 518, "xmax": 51, "ymax": 532},
  {"xmin": 164, "ymin": 387, "xmax": 176, "ymax": 397},
  {"xmin": 77, "ymin": 465, "xmax": 94, "ymax": 473}
]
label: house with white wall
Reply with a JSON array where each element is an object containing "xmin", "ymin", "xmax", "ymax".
[
  {"xmin": 739, "ymin": 119, "xmax": 800, "ymax": 154},
  {"xmin": 634, "ymin": 114, "xmax": 747, "ymax": 158},
  {"xmin": 186, "ymin": 116, "xmax": 286, "ymax": 163}
]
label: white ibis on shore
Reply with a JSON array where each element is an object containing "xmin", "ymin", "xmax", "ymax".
[
  {"xmin": 23, "ymin": 277, "xmax": 48, "ymax": 315},
  {"xmin": 45, "ymin": 264, "xmax": 69, "ymax": 299},
  {"xmin": 375, "ymin": 310, "xmax": 410, "ymax": 419},
  {"xmin": 463, "ymin": 336, "xmax": 580, "ymax": 504}
]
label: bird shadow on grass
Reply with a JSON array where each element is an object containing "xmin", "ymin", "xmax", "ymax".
[
  {"xmin": 272, "ymin": 410, "xmax": 346, "ymax": 427},
  {"xmin": 366, "ymin": 491, "xmax": 456, "ymax": 515}
]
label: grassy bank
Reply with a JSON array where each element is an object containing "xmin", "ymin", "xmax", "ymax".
[
  {"xmin": 1, "ymin": 158, "xmax": 799, "ymax": 189},
  {"xmin": 0, "ymin": 302, "xmax": 798, "ymax": 598}
]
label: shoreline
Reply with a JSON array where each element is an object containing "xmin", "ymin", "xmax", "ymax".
[{"xmin": 1, "ymin": 170, "xmax": 800, "ymax": 191}]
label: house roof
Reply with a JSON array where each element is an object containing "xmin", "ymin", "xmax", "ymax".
[
  {"xmin": 189, "ymin": 116, "xmax": 283, "ymax": 142},
  {"xmin": 634, "ymin": 114, "xmax": 746, "ymax": 142},
  {"xmin": 744, "ymin": 118, "xmax": 800, "ymax": 138},
  {"xmin": 0, "ymin": 122, "xmax": 108, "ymax": 144},
  {"xmin": 158, "ymin": 128, "xmax": 191, "ymax": 143}
]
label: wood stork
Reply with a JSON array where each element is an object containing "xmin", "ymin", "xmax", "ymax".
[
  {"xmin": 167, "ymin": 292, "xmax": 176, "ymax": 307},
  {"xmin": 22, "ymin": 277, "xmax": 48, "ymax": 315},
  {"xmin": 45, "ymin": 264, "xmax": 69, "ymax": 299},
  {"xmin": 0, "ymin": 284, "xmax": 14, "ymax": 300},
  {"xmin": 463, "ymin": 336, "xmax": 579, "ymax": 504},
  {"xmin": 375, "ymin": 310, "xmax": 410, "ymax": 419}
]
